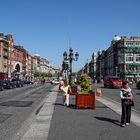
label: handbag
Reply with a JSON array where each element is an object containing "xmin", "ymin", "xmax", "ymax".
[
  {"xmin": 131, "ymin": 100, "xmax": 134, "ymax": 107},
  {"xmin": 124, "ymin": 100, "xmax": 134, "ymax": 106}
]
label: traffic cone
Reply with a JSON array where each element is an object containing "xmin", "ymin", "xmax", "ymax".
[{"xmin": 96, "ymin": 88, "xmax": 102, "ymax": 97}]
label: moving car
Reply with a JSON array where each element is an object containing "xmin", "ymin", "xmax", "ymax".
[
  {"xmin": 104, "ymin": 76, "xmax": 122, "ymax": 88},
  {"xmin": 51, "ymin": 79, "xmax": 60, "ymax": 85},
  {"xmin": 23, "ymin": 80, "xmax": 34, "ymax": 85},
  {"xmin": 3, "ymin": 80, "xmax": 16, "ymax": 89},
  {"xmin": 12, "ymin": 79, "xmax": 24, "ymax": 87}
]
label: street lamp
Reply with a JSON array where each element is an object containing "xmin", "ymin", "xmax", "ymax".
[
  {"xmin": 75, "ymin": 52, "xmax": 79, "ymax": 61},
  {"xmin": 63, "ymin": 48, "xmax": 79, "ymax": 85},
  {"xmin": 63, "ymin": 51, "xmax": 68, "ymax": 60},
  {"xmin": 62, "ymin": 60, "xmax": 69, "ymax": 79}
]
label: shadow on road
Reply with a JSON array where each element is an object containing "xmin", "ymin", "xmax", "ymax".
[
  {"xmin": 95, "ymin": 106, "xmax": 108, "ymax": 109},
  {"xmin": 95, "ymin": 116, "xmax": 120, "ymax": 126},
  {"xmin": 54, "ymin": 103, "xmax": 76, "ymax": 109},
  {"xmin": 46, "ymin": 90, "xmax": 58, "ymax": 93},
  {"xmin": 0, "ymin": 101, "xmax": 33, "ymax": 107}
]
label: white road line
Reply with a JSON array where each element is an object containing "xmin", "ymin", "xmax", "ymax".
[
  {"xmin": 25, "ymin": 86, "xmax": 43, "ymax": 95},
  {"xmin": 21, "ymin": 86, "xmax": 58, "ymax": 140},
  {"xmin": 96, "ymin": 96, "xmax": 140, "ymax": 127}
]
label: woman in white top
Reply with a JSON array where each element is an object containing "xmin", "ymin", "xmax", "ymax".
[
  {"xmin": 61, "ymin": 80, "xmax": 71, "ymax": 107},
  {"xmin": 120, "ymin": 80, "xmax": 133, "ymax": 127}
]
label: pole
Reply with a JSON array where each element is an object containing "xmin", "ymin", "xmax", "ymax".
[
  {"xmin": 69, "ymin": 59, "xmax": 72, "ymax": 85},
  {"xmin": 115, "ymin": 67, "xmax": 118, "ymax": 76}
]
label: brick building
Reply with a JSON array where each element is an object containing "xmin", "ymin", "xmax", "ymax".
[
  {"xmin": 5, "ymin": 34, "xmax": 15, "ymax": 78},
  {"xmin": 13, "ymin": 45, "xmax": 24, "ymax": 78},
  {"xmin": 0, "ymin": 33, "xmax": 8, "ymax": 79}
]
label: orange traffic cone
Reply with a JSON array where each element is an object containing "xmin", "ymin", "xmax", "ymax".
[{"xmin": 96, "ymin": 88, "xmax": 102, "ymax": 97}]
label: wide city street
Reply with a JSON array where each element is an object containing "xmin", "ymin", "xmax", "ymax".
[{"xmin": 0, "ymin": 83, "xmax": 54, "ymax": 140}]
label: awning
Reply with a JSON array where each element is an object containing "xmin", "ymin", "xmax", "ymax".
[
  {"xmin": 120, "ymin": 72, "xmax": 139, "ymax": 75},
  {"xmin": 128, "ymin": 63, "xmax": 140, "ymax": 66},
  {"xmin": 126, "ymin": 46, "xmax": 140, "ymax": 50}
]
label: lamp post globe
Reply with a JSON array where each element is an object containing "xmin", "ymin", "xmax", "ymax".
[
  {"xmin": 63, "ymin": 51, "xmax": 68, "ymax": 60},
  {"xmin": 75, "ymin": 52, "xmax": 79, "ymax": 61}
]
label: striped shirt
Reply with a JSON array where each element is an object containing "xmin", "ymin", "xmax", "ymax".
[{"xmin": 120, "ymin": 88, "xmax": 132, "ymax": 99}]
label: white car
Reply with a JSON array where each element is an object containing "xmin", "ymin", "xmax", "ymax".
[{"xmin": 51, "ymin": 79, "xmax": 60, "ymax": 85}]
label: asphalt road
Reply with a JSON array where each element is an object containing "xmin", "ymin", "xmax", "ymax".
[
  {"xmin": 48, "ymin": 90, "xmax": 140, "ymax": 140},
  {"xmin": 0, "ymin": 83, "xmax": 54, "ymax": 140},
  {"xmin": 101, "ymin": 86, "xmax": 140, "ymax": 113}
]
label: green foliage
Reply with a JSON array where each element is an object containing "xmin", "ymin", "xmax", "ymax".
[
  {"xmin": 47, "ymin": 72, "xmax": 53, "ymax": 77},
  {"xmin": 33, "ymin": 72, "xmax": 41, "ymax": 77},
  {"xmin": 33, "ymin": 72, "xmax": 53, "ymax": 78},
  {"xmin": 80, "ymin": 73, "xmax": 90, "ymax": 93}
]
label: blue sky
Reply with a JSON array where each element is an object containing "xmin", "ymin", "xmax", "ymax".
[{"xmin": 1, "ymin": 0, "xmax": 140, "ymax": 71}]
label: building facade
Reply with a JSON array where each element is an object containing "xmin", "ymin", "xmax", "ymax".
[
  {"xmin": 0, "ymin": 33, "xmax": 8, "ymax": 79},
  {"xmin": 40, "ymin": 58, "xmax": 50, "ymax": 73},
  {"xmin": 89, "ymin": 52, "xmax": 97, "ymax": 79},
  {"xmin": 13, "ymin": 45, "xmax": 24, "ymax": 78},
  {"xmin": 113, "ymin": 36, "xmax": 140, "ymax": 81},
  {"xmin": 0, "ymin": 32, "xmax": 59, "ymax": 80},
  {"xmin": 5, "ymin": 34, "xmax": 15, "ymax": 78},
  {"xmin": 96, "ymin": 35, "xmax": 140, "ymax": 81}
]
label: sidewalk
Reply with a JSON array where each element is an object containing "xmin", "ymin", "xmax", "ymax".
[
  {"xmin": 21, "ymin": 86, "xmax": 140, "ymax": 140},
  {"xmin": 21, "ymin": 86, "xmax": 58, "ymax": 140},
  {"xmin": 48, "ymin": 91, "xmax": 140, "ymax": 140}
]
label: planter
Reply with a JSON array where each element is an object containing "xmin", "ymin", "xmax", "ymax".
[
  {"xmin": 69, "ymin": 86, "xmax": 78, "ymax": 95},
  {"xmin": 76, "ymin": 92, "xmax": 95, "ymax": 109}
]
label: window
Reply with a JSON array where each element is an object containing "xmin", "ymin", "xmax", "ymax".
[
  {"xmin": 126, "ymin": 54, "xmax": 133, "ymax": 62},
  {"xmin": 126, "ymin": 65, "xmax": 134, "ymax": 71},
  {"xmin": 136, "ymin": 54, "xmax": 140, "ymax": 61}
]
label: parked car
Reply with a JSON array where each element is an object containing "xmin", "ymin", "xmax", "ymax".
[
  {"xmin": 0, "ymin": 80, "xmax": 4, "ymax": 91},
  {"xmin": 23, "ymin": 80, "xmax": 34, "ymax": 85},
  {"xmin": 136, "ymin": 81, "xmax": 140, "ymax": 89},
  {"xmin": 3, "ymin": 80, "xmax": 16, "ymax": 89},
  {"xmin": 51, "ymin": 79, "xmax": 60, "ymax": 85},
  {"xmin": 12, "ymin": 79, "xmax": 24, "ymax": 87},
  {"xmin": 104, "ymin": 76, "xmax": 122, "ymax": 88}
]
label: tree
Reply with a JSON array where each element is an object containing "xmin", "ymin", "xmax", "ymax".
[
  {"xmin": 33, "ymin": 72, "xmax": 41, "ymax": 77},
  {"xmin": 81, "ymin": 73, "xmax": 90, "ymax": 93}
]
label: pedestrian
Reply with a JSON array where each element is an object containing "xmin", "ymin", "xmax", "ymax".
[
  {"xmin": 60, "ymin": 80, "xmax": 71, "ymax": 107},
  {"xmin": 59, "ymin": 79, "xmax": 64, "ymax": 90},
  {"xmin": 74, "ymin": 78, "xmax": 77, "ymax": 85},
  {"xmin": 132, "ymin": 78, "xmax": 135, "ymax": 86},
  {"xmin": 120, "ymin": 80, "xmax": 133, "ymax": 127}
]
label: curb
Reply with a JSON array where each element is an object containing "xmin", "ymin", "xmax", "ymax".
[{"xmin": 21, "ymin": 86, "xmax": 58, "ymax": 140}]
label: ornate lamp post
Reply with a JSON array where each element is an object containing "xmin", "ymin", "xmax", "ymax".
[{"xmin": 63, "ymin": 48, "xmax": 79, "ymax": 85}]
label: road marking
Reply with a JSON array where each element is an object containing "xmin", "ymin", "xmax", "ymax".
[
  {"xmin": 103, "ymin": 96, "xmax": 140, "ymax": 114},
  {"xmin": 25, "ymin": 86, "xmax": 43, "ymax": 95},
  {"xmin": 96, "ymin": 96, "xmax": 140, "ymax": 127},
  {"xmin": 21, "ymin": 86, "xmax": 58, "ymax": 140}
]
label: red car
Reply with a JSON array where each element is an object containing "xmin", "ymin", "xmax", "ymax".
[{"xmin": 104, "ymin": 76, "xmax": 122, "ymax": 88}]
